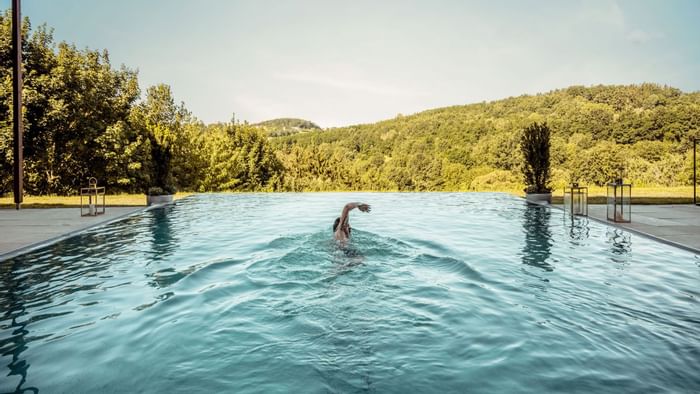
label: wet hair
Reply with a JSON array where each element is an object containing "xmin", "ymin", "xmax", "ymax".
[
  {"xmin": 333, "ymin": 217, "xmax": 351, "ymax": 234},
  {"xmin": 333, "ymin": 217, "xmax": 341, "ymax": 232}
]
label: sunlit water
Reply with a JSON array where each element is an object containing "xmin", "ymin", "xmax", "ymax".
[{"xmin": 1, "ymin": 193, "xmax": 699, "ymax": 393}]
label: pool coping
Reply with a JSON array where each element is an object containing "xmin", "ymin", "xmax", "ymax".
[
  {"xmin": 0, "ymin": 203, "xmax": 169, "ymax": 262},
  {"xmin": 544, "ymin": 202, "xmax": 700, "ymax": 255}
]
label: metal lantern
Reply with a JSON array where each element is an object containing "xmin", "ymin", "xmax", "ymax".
[
  {"xmin": 564, "ymin": 183, "xmax": 588, "ymax": 217},
  {"xmin": 607, "ymin": 179, "xmax": 631, "ymax": 223},
  {"xmin": 80, "ymin": 177, "xmax": 106, "ymax": 216}
]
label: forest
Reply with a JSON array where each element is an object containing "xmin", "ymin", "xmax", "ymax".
[
  {"xmin": 1, "ymin": 12, "xmax": 699, "ymax": 195},
  {"xmin": 275, "ymin": 84, "xmax": 700, "ymax": 191}
]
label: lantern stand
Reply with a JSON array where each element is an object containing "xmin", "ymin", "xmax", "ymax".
[
  {"xmin": 607, "ymin": 178, "xmax": 631, "ymax": 223},
  {"xmin": 80, "ymin": 177, "xmax": 105, "ymax": 216},
  {"xmin": 564, "ymin": 183, "xmax": 588, "ymax": 218}
]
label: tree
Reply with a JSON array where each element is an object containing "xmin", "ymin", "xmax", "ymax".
[
  {"xmin": 570, "ymin": 141, "xmax": 626, "ymax": 186},
  {"xmin": 520, "ymin": 122, "xmax": 552, "ymax": 193},
  {"xmin": 131, "ymin": 84, "xmax": 189, "ymax": 194},
  {"xmin": 0, "ymin": 11, "xmax": 139, "ymax": 195},
  {"xmin": 3, "ymin": 10, "xmax": 699, "ymax": 195}
]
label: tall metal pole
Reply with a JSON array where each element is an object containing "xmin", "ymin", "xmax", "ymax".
[
  {"xmin": 694, "ymin": 138, "xmax": 697, "ymax": 205},
  {"xmin": 12, "ymin": 0, "xmax": 24, "ymax": 210}
]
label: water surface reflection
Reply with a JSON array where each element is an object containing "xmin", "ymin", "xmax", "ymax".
[
  {"xmin": 566, "ymin": 217, "xmax": 590, "ymax": 241},
  {"xmin": 521, "ymin": 205, "xmax": 553, "ymax": 271},
  {"xmin": 149, "ymin": 205, "xmax": 178, "ymax": 260}
]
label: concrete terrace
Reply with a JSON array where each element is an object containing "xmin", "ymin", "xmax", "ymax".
[
  {"xmin": 566, "ymin": 204, "xmax": 700, "ymax": 253},
  {"xmin": 0, "ymin": 207, "xmax": 145, "ymax": 261}
]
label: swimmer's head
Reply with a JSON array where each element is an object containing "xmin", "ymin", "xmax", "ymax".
[
  {"xmin": 333, "ymin": 217, "xmax": 351, "ymax": 234},
  {"xmin": 333, "ymin": 217, "xmax": 341, "ymax": 232}
]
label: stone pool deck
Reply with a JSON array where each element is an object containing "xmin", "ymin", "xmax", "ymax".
[
  {"xmin": 0, "ymin": 207, "xmax": 145, "ymax": 261},
  {"xmin": 561, "ymin": 204, "xmax": 700, "ymax": 253}
]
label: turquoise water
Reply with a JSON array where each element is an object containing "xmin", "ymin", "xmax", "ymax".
[{"xmin": 1, "ymin": 193, "xmax": 699, "ymax": 393}]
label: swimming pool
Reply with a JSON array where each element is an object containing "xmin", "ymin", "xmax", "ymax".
[{"xmin": 1, "ymin": 193, "xmax": 698, "ymax": 393}]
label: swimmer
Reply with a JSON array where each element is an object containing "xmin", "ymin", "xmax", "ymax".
[{"xmin": 333, "ymin": 202, "xmax": 371, "ymax": 243}]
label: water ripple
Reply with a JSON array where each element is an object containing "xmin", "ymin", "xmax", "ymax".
[{"xmin": 0, "ymin": 193, "xmax": 699, "ymax": 393}]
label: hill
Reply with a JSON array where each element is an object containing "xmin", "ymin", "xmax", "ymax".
[
  {"xmin": 3, "ymin": 11, "xmax": 699, "ymax": 195},
  {"xmin": 272, "ymin": 84, "xmax": 700, "ymax": 191},
  {"xmin": 254, "ymin": 118, "xmax": 321, "ymax": 137}
]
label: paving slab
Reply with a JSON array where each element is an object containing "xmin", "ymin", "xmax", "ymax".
[
  {"xmin": 0, "ymin": 207, "xmax": 145, "ymax": 260},
  {"xmin": 623, "ymin": 224, "xmax": 697, "ymax": 236},
  {"xmin": 663, "ymin": 235, "xmax": 700, "ymax": 251},
  {"xmin": 560, "ymin": 204, "xmax": 700, "ymax": 254}
]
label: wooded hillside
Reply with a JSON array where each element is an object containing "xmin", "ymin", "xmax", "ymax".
[
  {"xmin": 1, "ymin": 12, "xmax": 698, "ymax": 195},
  {"xmin": 255, "ymin": 118, "xmax": 321, "ymax": 137},
  {"xmin": 273, "ymin": 84, "xmax": 700, "ymax": 191}
]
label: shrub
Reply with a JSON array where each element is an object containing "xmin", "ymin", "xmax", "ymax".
[
  {"xmin": 520, "ymin": 122, "xmax": 552, "ymax": 193},
  {"xmin": 147, "ymin": 186, "xmax": 176, "ymax": 196},
  {"xmin": 147, "ymin": 187, "xmax": 164, "ymax": 196}
]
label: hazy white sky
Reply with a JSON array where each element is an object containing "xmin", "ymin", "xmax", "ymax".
[{"xmin": 4, "ymin": 0, "xmax": 699, "ymax": 127}]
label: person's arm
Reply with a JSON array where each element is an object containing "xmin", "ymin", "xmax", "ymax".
[{"xmin": 338, "ymin": 202, "xmax": 371, "ymax": 228}]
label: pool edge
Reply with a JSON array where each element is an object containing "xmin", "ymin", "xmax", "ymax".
[
  {"xmin": 546, "ymin": 202, "xmax": 700, "ymax": 255},
  {"xmin": 0, "ymin": 204, "xmax": 162, "ymax": 262}
]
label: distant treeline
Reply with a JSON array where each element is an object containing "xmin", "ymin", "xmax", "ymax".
[
  {"xmin": 255, "ymin": 118, "xmax": 321, "ymax": 137},
  {"xmin": 274, "ymin": 84, "xmax": 700, "ymax": 191},
  {"xmin": 1, "ymin": 12, "xmax": 699, "ymax": 195}
]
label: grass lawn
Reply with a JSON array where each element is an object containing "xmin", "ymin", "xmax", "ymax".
[
  {"xmin": 549, "ymin": 186, "xmax": 696, "ymax": 204},
  {"xmin": 477, "ymin": 186, "xmax": 696, "ymax": 204},
  {"xmin": 0, "ymin": 193, "xmax": 192, "ymax": 208}
]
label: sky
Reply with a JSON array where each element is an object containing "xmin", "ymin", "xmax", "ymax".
[{"xmin": 2, "ymin": 0, "xmax": 699, "ymax": 127}]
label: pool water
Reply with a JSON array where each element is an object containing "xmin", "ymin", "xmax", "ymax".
[{"xmin": 1, "ymin": 193, "xmax": 699, "ymax": 393}]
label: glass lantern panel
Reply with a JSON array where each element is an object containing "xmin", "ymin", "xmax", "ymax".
[
  {"xmin": 573, "ymin": 192, "xmax": 582, "ymax": 215},
  {"xmin": 607, "ymin": 183, "xmax": 631, "ymax": 222}
]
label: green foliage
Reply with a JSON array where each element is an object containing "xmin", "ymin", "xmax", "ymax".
[
  {"xmin": 569, "ymin": 141, "xmax": 626, "ymax": 186},
  {"xmin": 95, "ymin": 121, "xmax": 151, "ymax": 191},
  {"xmin": 469, "ymin": 169, "xmax": 520, "ymax": 191},
  {"xmin": 148, "ymin": 186, "xmax": 165, "ymax": 196},
  {"xmin": 273, "ymin": 84, "xmax": 699, "ymax": 192},
  {"xmin": 255, "ymin": 118, "xmax": 321, "ymax": 137},
  {"xmin": 196, "ymin": 122, "xmax": 282, "ymax": 192},
  {"xmin": 520, "ymin": 122, "xmax": 552, "ymax": 193},
  {"xmin": 0, "ymin": 11, "xmax": 281, "ymax": 195},
  {"xmin": 0, "ymin": 11, "xmax": 139, "ymax": 195},
  {"xmin": 132, "ymin": 84, "xmax": 189, "ymax": 193},
  {"xmin": 1, "ymin": 12, "xmax": 698, "ymax": 195}
]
